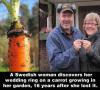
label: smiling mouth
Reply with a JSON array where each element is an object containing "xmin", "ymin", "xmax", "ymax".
[
  {"xmin": 64, "ymin": 22, "xmax": 70, "ymax": 24},
  {"xmin": 86, "ymin": 29, "xmax": 94, "ymax": 31},
  {"xmin": 64, "ymin": 24, "xmax": 70, "ymax": 26}
]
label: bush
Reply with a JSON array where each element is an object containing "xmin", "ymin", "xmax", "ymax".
[{"xmin": 0, "ymin": 35, "xmax": 9, "ymax": 72}]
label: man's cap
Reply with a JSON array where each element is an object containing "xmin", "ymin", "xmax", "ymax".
[{"xmin": 57, "ymin": 4, "xmax": 76, "ymax": 14}]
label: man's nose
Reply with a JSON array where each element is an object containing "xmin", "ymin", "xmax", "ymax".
[{"xmin": 64, "ymin": 17, "xmax": 70, "ymax": 20}]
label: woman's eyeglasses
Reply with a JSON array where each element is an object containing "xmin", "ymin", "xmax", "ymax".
[{"xmin": 84, "ymin": 23, "xmax": 98, "ymax": 26}]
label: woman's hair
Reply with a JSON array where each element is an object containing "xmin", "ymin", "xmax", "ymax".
[{"xmin": 83, "ymin": 12, "xmax": 100, "ymax": 31}]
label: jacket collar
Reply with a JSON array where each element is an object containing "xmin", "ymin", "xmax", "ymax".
[
  {"xmin": 84, "ymin": 31, "xmax": 100, "ymax": 42},
  {"xmin": 58, "ymin": 25, "xmax": 76, "ymax": 35}
]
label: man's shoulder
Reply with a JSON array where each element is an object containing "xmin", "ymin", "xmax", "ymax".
[
  {"xmin": 73, "ymin": 27, "xmax": 83, "ymax": 35},
  {"xmin": 72, "ymin": 27, "xmax": 84, "ymax": 39},
  {"xmin": 47, "ymin": 26, "xmax": 60, "ymax": 38},
  {"xmin": 72, "ymin": 27, "xmax": 81, "ymax": 32}
]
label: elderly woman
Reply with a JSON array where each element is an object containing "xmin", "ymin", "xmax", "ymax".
[{"xmin": 80, "ymin": 12, "xmax": 100, "ymax": 72}]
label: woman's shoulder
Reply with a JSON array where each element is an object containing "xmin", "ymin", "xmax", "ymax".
[{"xmin": 96, "ymin": 31, "xmax": 100, "ymax": 38}]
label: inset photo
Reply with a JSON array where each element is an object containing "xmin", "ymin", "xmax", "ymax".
[{"xmin": 0, "ymin": 0, "xmax": 39, "ymax": 72}]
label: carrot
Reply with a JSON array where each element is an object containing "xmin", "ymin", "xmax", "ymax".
[
  {"xmin": 8, "ymin": 35, "xmax": 31, "ymax": 72},
  {"xmin": 1, "ymin": 0, "xmax": 31, "ymax": 72}
]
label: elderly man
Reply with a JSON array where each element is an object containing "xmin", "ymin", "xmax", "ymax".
[{"xmin": 46, "ymin": 4, "xmax": 83, "ymax": 72}]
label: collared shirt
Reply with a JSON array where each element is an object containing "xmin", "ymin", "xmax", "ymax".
[{"xmin": 46, "ymin": 25, "xmax": 83, "ymax": 72}]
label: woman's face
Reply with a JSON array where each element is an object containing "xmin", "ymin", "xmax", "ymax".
[{"xmin": 83, "ymin": 20, "xmax": 98, "ymax": 36}]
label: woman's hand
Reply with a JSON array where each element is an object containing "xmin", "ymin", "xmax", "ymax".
[{"xmin": 82, "ymin": 40, "xmax": 92, "ymax": 53}]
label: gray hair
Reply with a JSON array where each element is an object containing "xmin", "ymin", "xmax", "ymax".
[{"xmin": 83, "ymin": 12, "xmax": 100, "ymax": 30}]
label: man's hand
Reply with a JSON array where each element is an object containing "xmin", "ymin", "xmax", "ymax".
[{"xmin": 73, "ymin": 39, "xmax": 82, "ymax": 51}]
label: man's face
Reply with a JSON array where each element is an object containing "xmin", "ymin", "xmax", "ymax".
[{"xmin": 59, "ymin": 11, "xmax": 73, "ymax": 30}]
